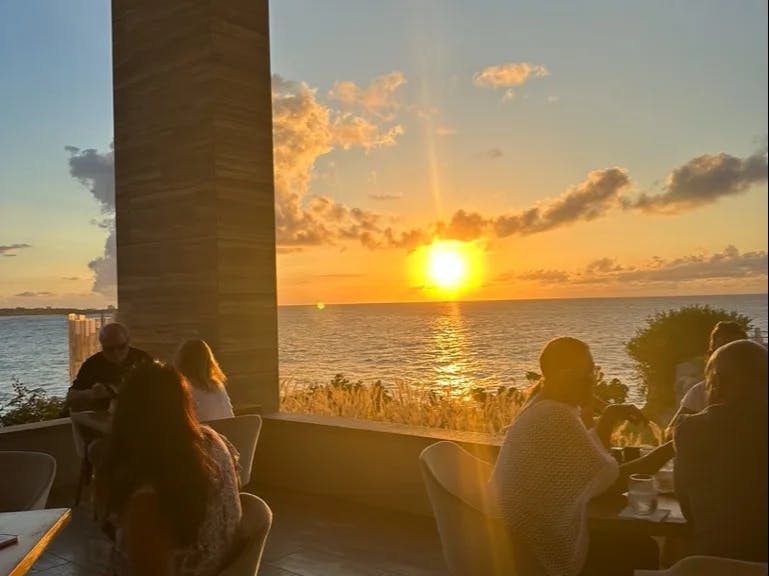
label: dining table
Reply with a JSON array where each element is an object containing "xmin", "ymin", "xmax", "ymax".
[
  {"xmin": 0, "ymin": 508, "xmax": 71, "ymax": 576},
  {"xmin": 588, "ymin": 491, "xmax": 689, "ymax": 538}
]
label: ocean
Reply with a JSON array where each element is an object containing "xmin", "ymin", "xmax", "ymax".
[{"xmin": 1, "ymin": 294, "xmax": 767, "ymax": 406}]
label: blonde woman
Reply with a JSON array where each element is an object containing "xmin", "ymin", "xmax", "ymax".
[{"xmin": 174, "ymin": 339, "xmax": 234, "ymax": 422}]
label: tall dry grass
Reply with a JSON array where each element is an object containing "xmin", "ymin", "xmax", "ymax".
[{"xmin": 280, "ymin": 376, "xmax": 662, "ymax": 445}]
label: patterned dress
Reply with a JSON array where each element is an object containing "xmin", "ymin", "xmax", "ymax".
[{"xmin": 114, "ymin": 426, "xmax": 243, "ymax": 576}]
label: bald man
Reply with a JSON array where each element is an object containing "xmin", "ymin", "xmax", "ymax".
[
  {"xmin": 673, "ymin": 339, "xmax": 768, "ymax": 562},
  {"xmin": 65, "ymin": 323, "xmax": 151, "ymax": 413}
]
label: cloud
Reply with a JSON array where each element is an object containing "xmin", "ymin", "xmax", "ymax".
[
  {"xmin": 547, "ymin": 95, "xmax": 559, "ymax": 103},
  {"xmin": 586, "ymin": 257, "xmax": 625, "ymax": 274},
  {"xmin": 328, "ymin": 72, "xmax": 406, "ymax": 120},
  {"xmin": 475, "ymin": 148, "xmax": 504, "ymax": 160},
  {"xmin": 504, "ymin": 269, "xmax": 569, "ymax": 284},
  {"xmin": 272, "ymin": 74, "xmax": 406, "ymax": 247},
  {"xmin": 492, "ymin": 168, "xmax": 631, "ymax": 237},
  {"xmin": 632, "ymin": 150, "xmax": 768, "ymax": 214},
  {"xmin": 501, "ymin": 246, "xmax": 767, "ymax": 287},
  {"xmin": 0, "ymin": 243, "xmax": 31, "ymax": 257},
  {"xmin": 66, "ymin": 146, "xmax": 117, "ymax": 298},
  {"xmin": 15, "ymin": 291, "xmax": 54, "ymax": 297},
  {"xmin": 61, "ymin": 276, "xmax": 81, "ymax": 281},
  {"xmin": 436, "ymin": 126, "xmax": 457, "ymax": 137},
  {"xmin": 368, "ymin": 193, "xmax": 402, "ymax": 201},
  {"xmin": 473, "ymin": 62, "xmax": 549, "ymax": 89}
]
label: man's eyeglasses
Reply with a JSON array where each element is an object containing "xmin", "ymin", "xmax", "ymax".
[{"xmin": 103, "ymin": 342, "xmax": 128, "ymax": 353}]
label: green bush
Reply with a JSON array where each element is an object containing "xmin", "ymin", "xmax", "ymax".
[
  {"xmin": 0, "ymin": 378, "xmax": 66, "ymax": 427},
  {"xmin": 626, "ymin": 305, "xmax": 751, "ymax": 415}
]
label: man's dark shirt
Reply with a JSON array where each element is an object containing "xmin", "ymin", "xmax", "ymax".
[
  {"xmin": 674, "ymin": 402, "xmax": 768, "ymax": 562},
  {"xmin": 67, "ymin": 347, "xmax": 152, "ymax": 412}
]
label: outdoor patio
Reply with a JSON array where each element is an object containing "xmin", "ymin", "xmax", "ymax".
[{"xmin": 28, "ymin": 485, "xmax": 447, "ymax": 576}]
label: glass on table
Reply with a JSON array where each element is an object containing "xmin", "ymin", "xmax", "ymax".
[{"xmin": 628, "ymin": 473, "xmax": 658, "ymax": 515}]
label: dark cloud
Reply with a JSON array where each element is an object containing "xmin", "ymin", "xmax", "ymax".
[
  {"xmin": 513, "ymin": 269, "xmax": 571, "ymax": 283},
  {"xmin": 0, "ymin": 243, "xmax": 31, "ymax": 256},
  {"xmin": 61, "ymin": 276, "xmax": 81, "ymax": 281},
  {"xmin": 66, "ymin": 145, "xmax": 116, "ymax": 298},
  {"xmin": 586, "ymin": 257, "xmax": 625, "ymax": 274},
  {"xmin": 598, "ymin": 245, "xmax": 767, "ymax": 283},
  {"xmin": 15, "ymin": 291, "xmax": 54, "ymax": 297},
  {"xmin": 476, "ymin": 148, "xmax": 503, "ymax": 160},
  {"xmin": 632, "ymin": 150, "xmax": 768, "ymax": 214},
  {"xmin": 486, "ymin": 168, "xmax": 631, "ymax": 238},
  {"xmin": 504, "ymin": 246, "xmax": 767, "ymax": 287}
]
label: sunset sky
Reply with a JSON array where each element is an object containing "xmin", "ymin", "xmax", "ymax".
[{"xmin": 1, "ymin": 0, "xmax": 767, "ymax": 307}]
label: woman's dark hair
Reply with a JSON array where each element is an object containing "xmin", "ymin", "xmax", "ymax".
[
  {"xmin": 538, "ymin": 337, "xmax": 594, "ymax": 406},
  {"xmin": 103, "ymin": 361, "xmax": 216, "ymax": 546}
]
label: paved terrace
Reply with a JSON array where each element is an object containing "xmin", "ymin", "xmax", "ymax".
[{"xmin": 29, "ymin": 486, "xmax": 447, "ymax": 576}]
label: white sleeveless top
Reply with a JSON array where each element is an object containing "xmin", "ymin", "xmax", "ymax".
[{"xmin": 190, "ymin": 386, "xmax": 234, "ymax": 422}]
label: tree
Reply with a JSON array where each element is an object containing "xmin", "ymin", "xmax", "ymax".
[{"xmin": 626, "ymin": 305, "xmax": 751, "ymax": 416}]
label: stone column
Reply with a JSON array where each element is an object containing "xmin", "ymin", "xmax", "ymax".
[{"xmin": 112, "ymin": 0, "xmax": 278, "ymax": 412}]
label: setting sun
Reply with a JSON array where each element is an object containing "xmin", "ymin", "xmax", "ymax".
[
  {"xmin": 409, "ymin": 240, "xmax": 485, "ymax": 297},
  {"xmin": 427, "ymin": 243, "xmax": 467, "ymax": 289}
]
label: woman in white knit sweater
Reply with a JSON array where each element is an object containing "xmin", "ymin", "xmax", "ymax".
[
  {"xmin": 491, "ymin": 337, "xmax": 658, "ymax": 576},
  {"xmin": 174, "ymin": 339, "xmax": 235, "ymax": 422}
]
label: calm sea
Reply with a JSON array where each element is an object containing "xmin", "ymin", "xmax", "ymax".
[{"xmin": 1, "ymin": 294, "xmax": 766, "ymax": 405}]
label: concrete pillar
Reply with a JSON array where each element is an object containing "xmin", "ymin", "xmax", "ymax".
[{"xmin": 112, "ymin": 0, "xmax": 278, "ymax": 412}]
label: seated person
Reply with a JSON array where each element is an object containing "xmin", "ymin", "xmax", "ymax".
[
  {"xmin": 66, "ymin": 322, "xmax": 151, "ymax": 413},
  {"xmin": 490, "ymin": 337, "xmax": 658, "ymax": 576},
  {"xmin": 674, "ymin": 339, "xmax": 768, "ymax": 562},
  {"xmin": 173, "ymin": 339, "xmax": 234, "ymax": 422},
  {"xmin": 668, "ymin": 321, "xmax": 748, "ymax": 430},
  {"xmin": 98, "ymin": 361, "xmax": 242, "ymax": 576}
]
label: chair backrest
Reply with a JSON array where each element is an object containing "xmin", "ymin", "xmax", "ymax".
[
  {"xmin": 419, "ymin": 441, "xmax": 526, "ymax": 576},
  {"xmin": 635, "ymin": 555, "xmax": 768, "ymax": 576},
  {"xmin": 217, "ymin": 492, "xmax": 273, "ymax": 576},
  {"xmin": 205, "ymin": 415, "xmax": 262, "ymax": 486},
  {"xmin": 0, "ymin": 451, "xmax": 57, "ymax": 511}
]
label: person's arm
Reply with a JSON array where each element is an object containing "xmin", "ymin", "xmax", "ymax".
[
  {"xmin": 66, "ymin": 383, "xmax": 112, "ymax": 412},
  {"xmin": 123, "ymin": 490, "xmax": 175, "ymax": 576},
  {"xmin": 621, "ymin": 440, "xmax": 674, "ymax": 475}
]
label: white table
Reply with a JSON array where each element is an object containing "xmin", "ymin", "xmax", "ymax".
[{"xmin": 0, "ymin": 508, "xmax": 71, "ymax": 576}]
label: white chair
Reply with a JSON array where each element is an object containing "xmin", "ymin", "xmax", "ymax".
[
  {"xmin": 205, "ymin": 415, "xmax": 262, "ymax": 487},
  {"xmin": 419, "ymin": 441, "xmax": 540, "ymax": 576},
  {"xmin": 635, "ymin": 555, "xmax": 768, "ymax": 576},
  {"xmin": 217, "ymin": 492, "xmax": 273, "ymax": 576},
  {"xmin": 0, "ymin": 451, "xmax": 57, "ymax": 511}
]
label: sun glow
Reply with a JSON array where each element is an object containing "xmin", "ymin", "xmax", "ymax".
[{"xmin": 410, "ymin": 240, "xmax": 485, "ymax": 297}]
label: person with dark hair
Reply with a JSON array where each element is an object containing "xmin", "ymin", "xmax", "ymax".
[
  {"xmin": 668, "ymin": 321, "xmax": 749, "ymax": 429},
  {"xmin": 674, "ymin": 339, "xmax": 768, "ymax": 562},
  {"xmin": 173, "ymin": 339, "xmax": 234, "ymax": 422},
  {"xmin": 98, "ymin": 361, "xmax": 242, "ymax": 575},
  {"xmin": 491, "ymin": 337, "xmax": 658, "ymax": 576},
  {"xmin": 66, "ymin": 322, "xmax": 151, "ymax": 413}
]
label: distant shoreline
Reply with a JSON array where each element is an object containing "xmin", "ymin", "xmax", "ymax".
[{"xmin": 0, "ymin": 308, "xmax": 114, "ymax": 318}]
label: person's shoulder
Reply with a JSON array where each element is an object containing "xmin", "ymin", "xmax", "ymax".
[
  {"xmin": 128, "ymin": 348, "xmax": 152, "ymax": 362},
  {"xmin": 81, "ymin": 351, "xmax": 106, "ymax": 368},
  {"xmin": 680, "ymin": 380, "xmax": 706, "ymax": 410},
  {"xmin": 673, "ymin": 409, "xmax": 710, "ymax": 446}
]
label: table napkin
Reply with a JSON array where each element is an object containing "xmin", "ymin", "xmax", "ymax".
[{"xmin": 618, "ymin": 506, "xmax": 670, "ymax": 522}]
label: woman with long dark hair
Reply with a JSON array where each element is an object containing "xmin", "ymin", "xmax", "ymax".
[{"xmin": 100, "ymin": 361, "xmax": 241, "ymax": 575}]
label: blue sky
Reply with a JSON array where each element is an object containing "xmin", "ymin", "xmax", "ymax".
[{"xmin": 1, "ymin": 0, "xmax": 767, "ymax": 306}]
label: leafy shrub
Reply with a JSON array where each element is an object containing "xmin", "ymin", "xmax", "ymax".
[
  {"xmin": 626, "ymin": 305, "xmax": 751, "ymax": 414},
  {"xmin": 0, "ymin": 378, "xmax": 66, "ymax": 427}
]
